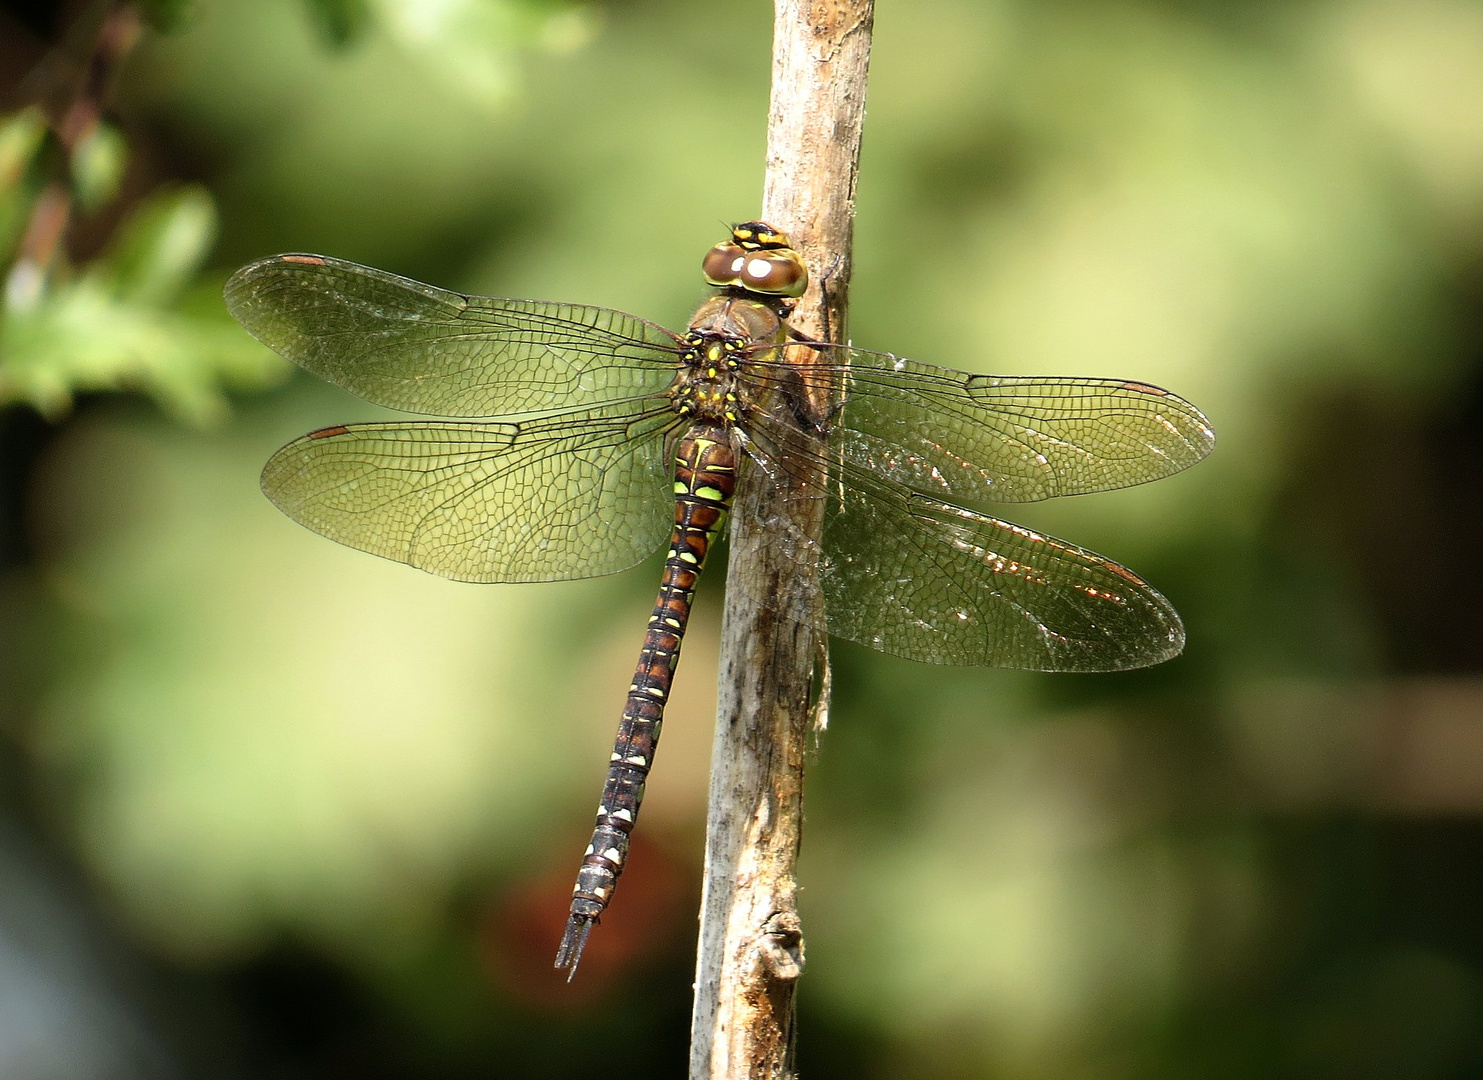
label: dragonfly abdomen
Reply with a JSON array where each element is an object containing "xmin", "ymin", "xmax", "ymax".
[{"xmin": 556, "ymin": 424, "xmax": 736, "ymax": 977}]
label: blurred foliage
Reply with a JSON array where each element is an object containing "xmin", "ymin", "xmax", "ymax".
[
  {"xmin": 303, "ymin": 0, "xmax": 370, "ymax": 46},
  {"xmin": 137, "ymin": 0, "xmax": 193, "ymax": 32},
  {"xmin": 3, "ymin": 0, "xmax": 1483, "ymax": 1078},
  {"xmin": 2, "ymin": 181, "xmax": 282, "ymax": 421},
  {"xmin": 303, "ymin": 0, "xmax": 596, "ymax": 99},
  {"xmin": 0, "ymin": 106, "xmax": 46, "ymax": 244},
  {"xmin": 0, "ymin": 12, "xmax": 285, "ymax": 422}
]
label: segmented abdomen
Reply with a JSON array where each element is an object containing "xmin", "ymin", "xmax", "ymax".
[{"xmin": 555, "ymin": 423, "xmax": 736, "ymax": 976}]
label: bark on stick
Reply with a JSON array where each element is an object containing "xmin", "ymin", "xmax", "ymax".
[{"xmin": 689, "ymin": 3, "xmax": 874, "ymax": 1076}]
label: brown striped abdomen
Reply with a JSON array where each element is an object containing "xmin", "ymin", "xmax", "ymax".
[{"xmin": 555, "ymin": 423, "xmax": 736, "ymax": 977}]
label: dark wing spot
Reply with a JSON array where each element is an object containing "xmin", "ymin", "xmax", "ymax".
[{"xmin": 308, "ymin": 425, "xmax": 350, "ymax": 439}]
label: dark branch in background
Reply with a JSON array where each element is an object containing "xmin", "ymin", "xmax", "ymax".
[
  {"xmin": 8, "ymin": 1, "xmax": 141, "ymax": 305},
  {"xmin": 689, "ymin": 2, "xmax": 874, "ymax": 1077}
]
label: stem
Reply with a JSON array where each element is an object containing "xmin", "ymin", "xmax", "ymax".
[
  {"xmin": 689, "ymin": 3, "xmax": 873, "ymax": 1077},
  {"xmin": 8, "ymin": 1, "xmax": 141, "ymax": 298}
]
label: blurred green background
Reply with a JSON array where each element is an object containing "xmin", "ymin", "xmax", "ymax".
[{"xmin": 3, "ymin": 0, "xmax": 1483, "ymax": 1076}]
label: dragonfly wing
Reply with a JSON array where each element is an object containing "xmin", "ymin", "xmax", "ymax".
[
  {"xmin": 747, "ymin": 347, "xmax": 1213, "ymax": 504},
  {"xmin": 260, "ymin": 401, "xmax": 678, "ymax": 583},
  {"xmin": 226, "ymin": 255, "xmax": 681, "ymax": 417},
  {"xmin": 738, "ymin": 417, "xmax": 1183, "ymax": 670},
  {"xmin": 818, "ymin": 477, "xmax": 1184, "ymax": 669}
]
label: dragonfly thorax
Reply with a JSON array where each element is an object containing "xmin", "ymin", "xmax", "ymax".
[
  {"xmin": 673, "ymin": 294, "xmax": 789, "ymax": 424},
  {"xmin": 687, "ymin": 292, "xmax": 786, "ymax": 345},
  {"xmin": 674, "ymin": 332, "xmax": 745, "ymax": 423}
]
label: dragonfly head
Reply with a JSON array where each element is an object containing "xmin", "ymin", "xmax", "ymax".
[{"xmin": 702, "ymin": 221, "xmax": 808, "ymax": 299}]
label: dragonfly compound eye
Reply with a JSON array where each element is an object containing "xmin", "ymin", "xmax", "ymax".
[
  {"xmin": 740, "ymin": 249, "xmax": 807, "ymax": 297},
  {"xmin": 701, "ymin": 242, "xmax": 807, "ymax": 298},
  {"xmin": 702, "ymin": 242, "xmax": 748, "ymax": 288}
]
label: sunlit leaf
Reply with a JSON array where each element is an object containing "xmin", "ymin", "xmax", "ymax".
[
  {"xmin": 70, "ymin": 122, "xmax": 128, "ymax": 212},
  {"xmin": 0, "ymin": 108, "xmax": 47, "ymax": 261},
  {"xmin": 0, "ymin": 187, "xmax": 285, "ymax": 422},
  {"xmin": 101, "ymin": 186, "xmax": 216, "ymax": 305},
  {"xmin": 0, "ymin": 107, "xmax": 46, "ymax": 193}
]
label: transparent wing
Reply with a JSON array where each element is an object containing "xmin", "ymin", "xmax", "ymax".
[
  {"xmin": 741, "ymin": 412, "xmax": 1186, "ymax": 671},
  {"xmin": 226, "ymin": 254, "xmax": 682, "ymax": 417},
  {"xmin": 260, "ymin": 401, "xmax": 680, "ymax": 583},
  {"xmin": 743, "ymin": 345, "xmax": 1214, "ymax": 505},
  {"xmin": 819, "ymin": 481, "xmax": 1183, "ymax": 670}
]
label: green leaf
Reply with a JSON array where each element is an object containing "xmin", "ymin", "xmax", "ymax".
[
  {"xmin": 0, "ymin": 274, "xmax": 287, "ymax": 423},
  {"xmin": 0, "ymin": 108, "xmax": 48, "ymax": 263},
  {"xmin": 71, "ymin": 122, "xmax": 128, "ymax": 211},
  {"xmin": 102, "ymin": 186, "xmax": 217, "ymax": 305},
  {"xmin": 0, "ymin": 107, "xmax": 47, "ymax": 194},
  {"xmin": 0, "ymin": 186, "xmax": 286, "ymax": 423}
]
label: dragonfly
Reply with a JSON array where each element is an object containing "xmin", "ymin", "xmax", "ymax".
[{"xmin": 225, "ymin": 221, "xmax": 1213, "ymax": 978}]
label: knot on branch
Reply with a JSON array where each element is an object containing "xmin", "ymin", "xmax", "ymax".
[{"xmin": 759, "ymin": 909, "xmax": 806, "ymax": 981}]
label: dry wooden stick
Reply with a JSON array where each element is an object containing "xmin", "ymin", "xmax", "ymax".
[{"xmin": 689, "ymin": 2, "xmax": 874, "ymax": 1077}]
